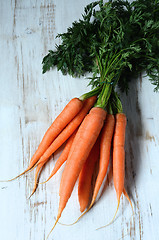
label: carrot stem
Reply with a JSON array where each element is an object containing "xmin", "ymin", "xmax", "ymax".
[{"xmin": 79, "ymin": 86, "xmax": 101, "ymax": 101}]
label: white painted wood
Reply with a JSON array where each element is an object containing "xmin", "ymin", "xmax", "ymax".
[{"xmin": 0, "ymin": 1, "xmax": 159, "ymax": 240}]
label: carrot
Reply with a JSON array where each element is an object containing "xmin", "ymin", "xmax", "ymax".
[
  {"xmin": 97, "ymin": 113, "xmax": 133, "ymax": 229},
  {"xmin": 27, "ymin": 98, "xmax": 83, "ymax": 169},
  {"xmin": 90, "ymin": 114, "xmax": 115, "ymax": 207},
  {"xmin": 78, "ymin": 137, "xmax": 100, "ymax": 213},
  {"xmin": 26, "ymin": 97, "xmax": 96, "ymax": 197},
  {"xmin": 112, "ymin": 113, "xmax": 133, "ymax": 219},
  {"xmin": 69, "ymin": 114, "xmax": 115, "ymax": 224},
  {"xmin": 36, "ymin": 96, "xmax": 96, "ymax": 167},
  {"xmin": 2, "ymin": 97, "xmax": 83, "ymax": 182},
  {"xmin": 113, "ymin": 113, "xmax": 127, "ymax": 208},
  {"xmin": 47, "ymin": 107, "xmax": 106, "ymax": 238},
  {"xmin": 41, "ymin": 129, "xmax": 78, "ymax": 185}
]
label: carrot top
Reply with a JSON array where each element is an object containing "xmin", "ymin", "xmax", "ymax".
[{"xmin": 43, "ymin": 0, "xmax": 159, "ymax": 92}]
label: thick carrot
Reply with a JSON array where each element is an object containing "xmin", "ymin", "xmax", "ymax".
[
  {"xmin": 42, "ymin": 129, "xmax": 77, "ymax": 184},
  {"xmin": 37, "ymin": 96, "xmax": 96, "ymax": 166},
  {"xmin": 47, "ymin": 107, "xmax": 106, "ymax": 237},
  {"xmin": 70, "ymin": 114, "xmax": 115, "ymax": 224},
  {"xmin": 78, "ymin": 137, "xmax": 100, "ymax": 213}
]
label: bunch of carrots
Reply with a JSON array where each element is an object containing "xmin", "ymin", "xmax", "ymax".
[
  {"xmin": 7, "ymin": 0, "xmax": 159, "ymax": 237},
  {"xmin": 2, "ymin": 0, "xmax": 159, "ymax": 238},
  {"xmin": 2, "ymin": 83, "xmax": 133, "ymax": 239}
]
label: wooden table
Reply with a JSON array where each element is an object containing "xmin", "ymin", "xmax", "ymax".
[{"xmin": 0, "ymin": 1, "xmax": 159, "ymax": 239}]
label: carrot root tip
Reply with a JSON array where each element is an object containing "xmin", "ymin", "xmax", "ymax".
[
  {"xmin": 0, "ymin": 164, "xmax": 37, "ymax": 183},
  {"xmin": 58, "ymin": 201, "xmax": 94, "ymax": 227},
  {"xmin": 40, "ymin": 176, "xmax": 52, "ymax": 185},
  {"xmin": 96, "ymin": 199, "xmax": 120, "ymax": 230},
  {"xmin": 28, "ymin": 188, "xmax": 36, "ymax": 199},
  {"xmin": 123, "ymin": 188, "xmax": 134, "ymax": 215},
  {"xmin": 46, "ymin": 215, "xmax": 60, "ymax": 240}
]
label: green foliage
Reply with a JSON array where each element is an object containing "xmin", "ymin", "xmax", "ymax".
[{"xmin": 42, "ymin": 0, "xmax": 159, "ymax": 92}]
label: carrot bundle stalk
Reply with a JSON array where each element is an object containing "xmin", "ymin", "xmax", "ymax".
[{"xmin": 47, "ymin": 107, "xmax": 107, "ymax": 237}]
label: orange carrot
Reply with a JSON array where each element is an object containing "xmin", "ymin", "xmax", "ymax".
[
  {"xmin": 47, "ymin": 107, "xmax": 106, "ymax": 237},
  {"xmin": 112, "ymin": 113, "xmax": 133, "ymax": 218},
  {"xmin": 78, "ymin": 137, "xmax": 100, "ymax": 213},
  {"xmin": 97, "ymin": 113, "xmax": 133, "ymax": 229},
  {"xmin": 113, "ymin": 113, "xmax": 127, "ymax": 208},
  {"xmin": 69, "ymin": 114, "xmax": 115, "ymax": 224},
  {"xmin": 2, "ymin": 98, "xmax": 83, "ymax": 181},
  {"xmin": 28, "ymin": 98, "xmax": 83, "ymax": 168},
  {"xmin": 91, "ymin": 114, "xmax": 115, "ymax": 206},
  {"xmin": 37, "ymin": 96, "xmax": 96, "ymax": 167}
]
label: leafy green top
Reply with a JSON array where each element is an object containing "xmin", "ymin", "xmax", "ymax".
[{"xmin": 42, "ymin": 0, "xmax": 159, "ymax": 92}]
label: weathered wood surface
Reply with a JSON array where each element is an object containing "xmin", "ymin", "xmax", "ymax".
[{"xmin": 0, "ymin": 1, "xmax": 159, "ymax": 240}]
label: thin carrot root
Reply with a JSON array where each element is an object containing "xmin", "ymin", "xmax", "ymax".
[
  {"xmin": 39, "ymin": 171, "xmax": 54, "ymax": 185},
  {"xmin": 96, "ymin": 199, "xmax": 120, "ymax": 230},
  {"xmin": 28, "ymin": 163, "xmax": 44, "ymax": 199},
  {"xmin": 39, "ymin": 166, "xmax": 52, "ymax": 185},
  {"xmin": 46, "ymin": 213, "xmax": 61, "ymax": 240},
  {"xmin": 46, "ymin": 218, "xmax": 59, "ymax": 240},
  {"xmin": 123, "ymin": 188, "xmax": 134, "ymax": 215},
  {"xmin": 57, "ymin": 209, "xmax": 90, "ymax": 226},
  {"xmin": 71, "ymin": 202, "xmax": 94, "ymax": 225},
  {"xmin": 57, "ymin": 200, "xmax": 95, "ymax": 227},
  {"xmin": 0, "ymin": 164, "xmax": 37, "ymax": 182},
  {"xmin": 40, "ymin": 177, "xmax": 50, "ymax": 185},
  {"xmin": 96, "ymin": 189, "xmax": 133, "ymax": 230}
]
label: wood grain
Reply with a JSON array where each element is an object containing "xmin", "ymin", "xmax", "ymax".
[{"xmin": 0, "ymin": 1, "xmax": 159, "ymax": 240}]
